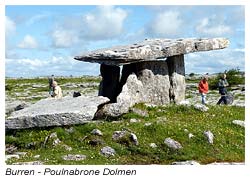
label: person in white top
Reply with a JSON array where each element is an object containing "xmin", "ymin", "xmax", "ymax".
[{"xmin": 52, "ymin": 81, "xmax": 62, "ymax": 99}]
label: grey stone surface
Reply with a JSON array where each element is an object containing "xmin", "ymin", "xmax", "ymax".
[
  {"xmin": 6, "ymin": 96, "xmax": 110, "ymax": 129},
  {"xmin": 62, "ymin": 154, "xmax": 87, "ymax": 161},
  {"xmin": 149, "ymin": 143, "xmax": 157, "ymax": 148},
  {"xmin": 164, "ymin": 138, "xmax": 183, "ymax": 150},
  {"xmin": 204, "ymin": 130, "xmax": 214, "ymax": 144},
  {"xmin": 91, "ymin": 129, "xmax": 103, "ymax": 136},
  {"xmin": 232, "ymin": 120, "xmax": 245, "ymax": 128},
  {"xmin": 100, "ymin": 146, "xmax": 116, "ymax": 157},
  {"xmin": 172, "ymin": 161, "xmax": 200, "ymax": 165},
  {"xmin": 75, "ymin": 38, "xmax": 229, "ymax": 66},
  {"xmin": 6, "ymin": 101, "xmax": 30, "ymax": 114},
  {"xmin": 130, "ymin": 133, "xmax": 139, "ymax": 145},
  {"xmin": 12, "ymin": 161, "xmax": 44, "ymax": 165},
  {"xmin": 5, "ymin": 154, "xmax": 20, "ymax": 161},
  {"xmin": 194, "ymin": 104, "xmax": 209, "ymax": 112}
]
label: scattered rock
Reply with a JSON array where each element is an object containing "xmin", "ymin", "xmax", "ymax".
[
  {"xmin": 130, "ymin": 133, "xmax": 139, "ymax": 145},
  {"xmin": 232, "ymin": 120, "xmax": 245, "ymax": 128},
  {"xmin": 91, "ymin": 129, "xmax": 103, "ymax": 136},
  {"xmin": 5, "ymin": 101, "xmax": 29, "ymax": 114},
  {"xmin": 194, "ymin": 104, "xmax": 209, "ymax": 112},
  {"xmin": 5, "ymin": 154, "xmax": 19, "ymax": 161},
  {"xmin": 188, "ymin": 133, "xmax": 194, "ymax": 139},
  {"xmin": 5, "ymin": 144, "xmax": 17, "ymax": 154},
  {"xmin": 208, "ymin": 162, "xmax": 244, "ymax": 165},
  {"xmin": 62, "ymin": 154, "xmax": 87, "ymax": 161},
  {"xmin": 178, "ymin": 100, "xmax": 190, "ymax": 106},
  {"xmin": 130, "ymin": 118, "xmax": 141, "ymax": 123},
  {"xmin": 100, "ymin": 146, "xmax": 116, "ymax": 157},
  {"xmin": 144, "ymin": 122, "xmax": 152, "ymax": 126},
  {"xmin": 65, "ymin": 127, "xmax": 74, "ymax": 133},
  {"xmin": 172, "ymin": 160, "xmax": 200, "ymax": 165},
  {"xmin": 164, "ymin": 138, "xmax": 183, "ymax": 150},
  {"xmin": 62, "ymin": 144, "xmax": 72, "ymax": 151},
  {"xmin": 12, "ymin": 161, "xmax": 44, "ymax": 165},
  {"xmin": 89, "ymin": 139, "xmax": 105, "ymax": 146},
  {"xmin": 131, "ymin": 107, "xmax": 149, "ymax": 117},
  {"xmin": 34, "ymin": 155, "xmax": 40, "ymax": 159},
  {"xmin": 204, "ymin": 130, "xmax": 214, "ymax": 144},
  {"xmin": 112, "ymin": 131, "xmax": 127, "ymax": 141},
  {"xmin": 73, "ymin": 91, "xmax": 81, "ymax": 97},
  {"xmin": 149, "ymin": 143, "xmax": 157, "ymax": 148}
]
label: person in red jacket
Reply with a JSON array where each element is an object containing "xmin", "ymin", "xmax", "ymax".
[{"xmin": 198, "ymin": 75, "xmax": 209, "ymax": 104}]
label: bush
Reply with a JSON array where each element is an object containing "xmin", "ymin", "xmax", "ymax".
[{"xmin": 209, "ymin": 68, "xmax": 245, "ymax": 90}]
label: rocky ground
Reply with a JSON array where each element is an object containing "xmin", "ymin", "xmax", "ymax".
[{"xmin": 5, "ymin": 76, "xmax": 245, "ymax": 165}]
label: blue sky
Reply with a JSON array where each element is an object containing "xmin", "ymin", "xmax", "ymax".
[{"xmin": 5, "ymin": 5, "xmax": 245, "ymax": 77}]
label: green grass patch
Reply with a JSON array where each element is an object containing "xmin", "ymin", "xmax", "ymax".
[{"xmin": 6, "ymin": 104, "xmax": 244, "ymax": 165}]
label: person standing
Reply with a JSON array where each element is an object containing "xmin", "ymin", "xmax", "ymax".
[
  {"xmin": 217, "ymin": 73, "xmax": 229, "ymax": 105},
  {"xmin": 198, "ymin": 75, "xmax": 209, "ymax": 105},
  {"xmin": 48, "ymin": 75, "xmax": 55, "ymax": 97},
  {"xmin": 52, "ymin": 81, "xmax": 62, "ymax": 99}
]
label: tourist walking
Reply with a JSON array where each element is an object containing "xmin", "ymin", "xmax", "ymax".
[
  {"xmin": 52, "ymin": 81, "xmax": 62, "ymax": 99},
  {"xmin": 198, "ymin": 75, "xmax": 209, "ymax": 104},
  {"xmin": 217, "ymin": 73, "xmax": 229, "ymax": 105}
]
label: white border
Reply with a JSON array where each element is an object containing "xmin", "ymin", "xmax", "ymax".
[{"xmin": 2, "ymin": 1, "xmax": 249, "ymax": 180}]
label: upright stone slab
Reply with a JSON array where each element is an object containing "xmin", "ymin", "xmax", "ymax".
[
  {"xmin": 98, "ymin": 64, "xmax": 120, "ymax": 102},
  {"xmin": 136, "ymin": 61, "xmax": 170, "ymax": 104},
  {"xmin": 167, "ymin": 55, "xmax": 185, "ymax": 103}
]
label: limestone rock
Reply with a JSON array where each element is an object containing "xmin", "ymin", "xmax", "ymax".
[
  {"xmin": 62, "ymin": 154, "xmax": 87, "ymax": 161},
  {"xmin": 164, "ymin": 138, "xmax": 183, "ymax": 150},
  {"xmin": 100, "ymin": 146, "xmax": 116, "ymax": 157},
  {"xmin": 204, "ymin": 130, "xmax": 214, "ymax": 144},
  {"xmin": 149, "ymin": 143, "xmax": 157, "ymax": 148},
  {"xmin": 172, "ymin": 160, "xmax": 200, "ymax": 165},
  {"xmin": 232, "ymin": 120, "xmax": 245, "ymax": 128},
  {"xmin": 5, "ymin": 154, "xmax": 19, "ymax": 161},
  {"xmin": 194, "ymin": 104, "xmax": 209, "ymax": 112},
  {"xmin": 12, "ymin": 161, "xmax": 44, "ymax": 165},
  {"xmin": 6, "ymin": 96, "xmax": 110, "ymax": 129},
  {"xmin": 5, "ymin": 101, "xmax": 30, "ymax": 114},
  {"xmin": 75, "ymin": 38, "xmax": 229, "ymax": 66},
  {"xmin": 91, "ymin": 129, "xmax": 103, "ymax": 136}
]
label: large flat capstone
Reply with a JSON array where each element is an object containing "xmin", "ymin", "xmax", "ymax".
[
  {"xmin": 6, "ymin": 96, "xmax": 110, "ymax": 129},
  {"xmin": 74, "ymin": 38, "xmax": 229, "ymax": 65}
]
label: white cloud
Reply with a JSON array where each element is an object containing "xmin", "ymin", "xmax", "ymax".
[
  {"xmin": 81, "ymin": 6, "xmax": 127, "ymax": 40},
  {"xmin": 18, "ymin": 35, "xmax": 38, "ymax": 49},
  {"xmin": 147, "ymin": 11, "xmax": 183, "ymax": 37},
  {"xmin": 196, "ymin": 16, "xmax": 231, "ymax": 36},
  {"xmin": 26, "ymin": 13, "xmax": 50, "ymax": 26},
  {"xmin": 185, "ymin": 49, "xmax": 244, "ymax": 74},
  {"xmin": 5, "ymin": 16, "xmax": 16, "ymax": 38},
  {"xmin": 51, "ymin": 29, "xmax": 78, "ymax": 48},
  {"xmin": 6, "ymin": 56, "xmax": 100, "ymax": 77}
]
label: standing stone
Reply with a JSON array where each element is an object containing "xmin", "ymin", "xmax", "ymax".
[{"xmin": 167, "ymin": 55, "xmax": 185, "ymax": 103}]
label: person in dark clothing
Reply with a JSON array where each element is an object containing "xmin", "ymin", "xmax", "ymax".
[
  {"xmin": 48, "ymin": 75, "xmax": 55, "ymax": 97},
  {"xmin": 217, "ymin": 73, "xmax": 229, "ymax": 105}
]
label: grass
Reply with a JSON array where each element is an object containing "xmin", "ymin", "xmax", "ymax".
[{"xmin": 5, "ymin": 104, "xmax": 244, "ymax": 165}]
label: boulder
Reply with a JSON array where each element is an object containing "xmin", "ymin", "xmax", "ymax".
[
  {"xmin": 100, "ymin": 146, "xmax": 116, "ymax": 157},
  {"xmin": 6, "ymin": 96, "xmax": 110, "ymax": 129},
  {"xmin": 164, "ymin": 138, "xmax": 183, "ymax": 150},
  {"xmin": 204, "ymin": 130, "xmax": 214, "ymax": 144}
]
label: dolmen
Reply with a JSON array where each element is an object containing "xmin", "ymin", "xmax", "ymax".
[
  {"xmin": 5, "ymin": 38, "xmax": 229, "ymax": 129},
  {"xmin": 75, "ymin": 38, "xmax": 229, "ymax": 117}
]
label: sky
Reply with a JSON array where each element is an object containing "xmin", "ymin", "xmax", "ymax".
[{"xmin": 5, "ymin": 5, "xmax": 245, "ymax": 77}]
